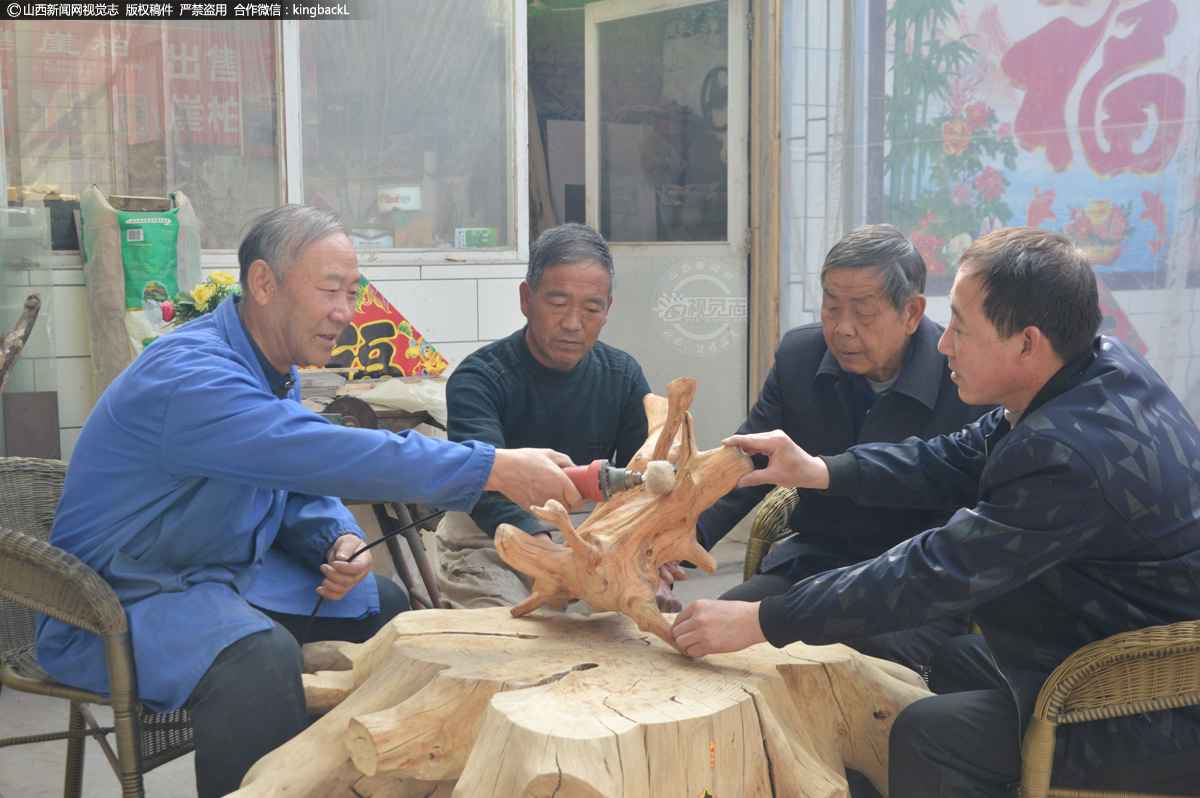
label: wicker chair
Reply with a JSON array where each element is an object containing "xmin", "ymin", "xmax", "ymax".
[
  {"xmin": 743, "ymin": 486, "xmax": 799, "ymax": 580},
  {"xmin": 0, "ymin": 457, "xmax": 193, "ymax": 798},
  {"xmin": 746, "ymin": 481, "xmax": 1200, "ymax": 795},
  {"xmin": 1020, "ymin": 618, "xmax": 1200, "ymax": 798}
]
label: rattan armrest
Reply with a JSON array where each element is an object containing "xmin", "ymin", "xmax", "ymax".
[
  {"xmin": 0, "ymin": 526, "xmax": 128, "ymax": 637},
  {"xmin": 743, "ymin": 486, "xmax": 800, "ymax": 581},
  {"xmin": 1020, "ymin": 619, "xmax": 1200, "ymax": 798},
  {"xmin": 1033, "ymin": 619, "xmax": 1200, "ymax": 724}
]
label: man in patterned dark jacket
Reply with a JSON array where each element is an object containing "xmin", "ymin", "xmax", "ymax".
[{"xmin": 672, "ymin": 227, "xmax": 1200, "ymax": 796}]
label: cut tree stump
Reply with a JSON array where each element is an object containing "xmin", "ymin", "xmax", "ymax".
[
  {"xmin": 229, "ymin": 378, "xmax": 931, "ymax": 797},
  {"xmin": 230, "ymin": 608, "xmax": 930, "ymax": 798},
  {"xmin": 495, "ymin": 377, "xmax": 754, "ymax": 650}
]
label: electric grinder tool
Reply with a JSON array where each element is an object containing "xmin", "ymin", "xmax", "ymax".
[
  {"xmin": 563, "ymin": 459, "xmax": 676, "ymax": 502},
  {"xmin": 563, "ymin": 459, "xmax": 644, "ymax": 502}
]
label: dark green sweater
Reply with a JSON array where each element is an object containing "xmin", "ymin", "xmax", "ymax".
[{"xmin": 447, "ymin": 327, "xmax": 651, "ymax": 537}]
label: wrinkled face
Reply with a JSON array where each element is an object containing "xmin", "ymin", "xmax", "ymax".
[
  {"xmin": 821, "ymin": 267, "xmax": 922, "ymax": 382},
  {"xmin": 938, "ymin": 267, "xmax": 1025, "ymax": 408},
  {"xmin": 260, "ymin": 233, "xmax": 361, "ymax": 371},
  {"xmin": 520, "ymin": 260, "xmax": 613, "ymax": 372}
]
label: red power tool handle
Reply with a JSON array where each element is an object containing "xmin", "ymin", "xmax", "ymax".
[{"xmin": 563, "ymin": 459, "xmax": 606, "ymax": 502}]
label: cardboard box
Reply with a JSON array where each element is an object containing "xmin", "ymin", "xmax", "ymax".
[
  {"xmin": 348, "ymin": 228, "xmax": 394, "ymax": 249},
  {"xmin": 394, "ymin": 212, "xmax": 433, "ymax": 248},
  {"xmin": 454, "ymin": 227, "xmax": 499, "ymax": 248}
]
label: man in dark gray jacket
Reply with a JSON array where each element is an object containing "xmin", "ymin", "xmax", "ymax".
[
  {"xmin": 691, "ymin": 224, "xmax": 990, "ymax": 672},
  {"xmin": 673, "ymin": 227, "xmax": 1200, "ymax": 797}
]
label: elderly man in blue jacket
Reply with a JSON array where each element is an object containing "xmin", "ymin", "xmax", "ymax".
[
  {"xmin": 672, "ymin": 227, "xmax": 1200, "ymax": 796},
  {"xmin": 36, "ymin": 205, "xmax": 583, "ymax": 798}
]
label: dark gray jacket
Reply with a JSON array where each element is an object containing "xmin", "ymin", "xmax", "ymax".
[
  {"xmin": 698, "ymin": 316, "xmax": 990, "ymax": 571},
  {"xmin": 760, "ymin": 336, "xmax": 1200, "ymax": 783}
]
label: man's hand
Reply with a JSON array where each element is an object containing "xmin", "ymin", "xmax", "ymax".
[
  {"xmin": 723, "ymin": 430, "xmax": 830, "ymax": 490},
  {"xmin": 655, "ymin": 582, "xmax": 682, "ymax": 613},
  {"xmin": 487, "ymin": 448, "xmax": 585, "ymax": 512},
  {"xmin": 670, "ymin": 599, "xmax": 767, "ymax": 657},
  {"xmin": 655, "ymin": 560, "xmax": 686, "ymax": 613},
  {"xmin": 318, "ymin": 534, "xmax": 372, "ymax": 601}
]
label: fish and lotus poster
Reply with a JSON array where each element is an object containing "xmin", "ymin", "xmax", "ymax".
[{"xmin": 879, "ymin": 0, "xmax": 1198, "ymax": 349}]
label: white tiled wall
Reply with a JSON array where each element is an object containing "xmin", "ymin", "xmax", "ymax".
[{"xmin": 9, "ymin": 260, "xmax": 530, "ymax": 460}]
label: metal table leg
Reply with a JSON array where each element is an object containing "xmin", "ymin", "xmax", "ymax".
[
  {"xmin": 390, "ymin": 502, "xmax": 443, "ymax": 608},
  {"xmin": 370, "ymin": 503, "xmax": 433, "ymax": 610}
]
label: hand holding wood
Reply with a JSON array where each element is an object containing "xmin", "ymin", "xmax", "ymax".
[{"xmin": 724, "ymin": 429, "xmax": 831, "ymax": 489}]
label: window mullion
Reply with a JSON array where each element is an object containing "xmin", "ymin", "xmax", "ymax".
[{"xmin": 277, "ymin": 20, "xmax": 303, "ymax": 205}]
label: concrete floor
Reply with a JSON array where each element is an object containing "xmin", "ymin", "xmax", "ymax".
[{"xmin": 0, "ymin": 521, "xmax": 754, "ymax": 797}]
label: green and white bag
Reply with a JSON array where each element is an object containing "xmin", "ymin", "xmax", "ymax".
[{"xmin": 79, "ymin": 187, "xmax": 201, "ymax": 395}]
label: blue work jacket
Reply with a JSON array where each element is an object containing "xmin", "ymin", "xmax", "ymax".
[{"xmin": 36, "ymin": 295, "xmax": 494, "ymax": 711}]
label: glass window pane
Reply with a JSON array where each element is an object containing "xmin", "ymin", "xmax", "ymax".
[
  {"xmin": 1, "ymin": 20, "xmax": 280, "ymax": 250},
  {"xmin": 598, "ymin": 1, "xmax": 729, "ymax": 243},
  {"xmin": 299, "ymin": 0, "xmax": 515, "ymax": 251}
]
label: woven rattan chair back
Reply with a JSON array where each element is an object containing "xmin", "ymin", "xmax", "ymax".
[
  {"xmin": 1020, "ymin": 617, "xmax": 1200, "ymax": 798},
  {"xmin": 0, "ymin": 456, "xmax": 193, "ymax": 798},
  {"xmin": 743, "ymin": 486, "xmax": 799, "ymax": 581},
  {"xmin": 0, "ymin": 457, "xmax": 68, "ymax": 674}
]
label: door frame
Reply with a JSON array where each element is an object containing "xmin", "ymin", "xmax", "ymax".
[{"xmin": 583, "ymin": 0, "xmax": 751, "ymax": 260}]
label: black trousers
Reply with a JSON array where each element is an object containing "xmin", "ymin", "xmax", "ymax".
[
  {"xmin": 891, "ymin": 634, "xmax": 1200, "ymax": 798},
  {"xmin": 889, "ymin": 635, "xmax": 1023, "ymax": 798},
  {"xmin": 185, "ymin": 578, "xmax": 409, "ymax": 798},
  {"xmin": 720, "ymin": 571, "xmax": 969, "ymax": 675}
]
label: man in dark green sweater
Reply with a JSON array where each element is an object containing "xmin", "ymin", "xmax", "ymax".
[{"xmin": 434, "ymin": 223, "xmax": 652, "ymax": 608}]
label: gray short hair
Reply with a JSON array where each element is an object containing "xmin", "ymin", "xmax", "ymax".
[
  {"xmin": 819, "ymin": 224, "xmax": 926, "ymax": 312},
  {"xmin": 527, "ymin": 222, "xmax": 615, "ymax": 295},
  {"xmin": 238, "ymin": 205, "xmax": 347, "ymax": 292}
]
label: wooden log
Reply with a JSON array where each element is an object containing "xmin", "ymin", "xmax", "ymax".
[
  {"xmin": 495, "ymin": 378, "xmax": 754, "ymax": 650},
  {"xmin": 0, "ymin": 292, "xmax": 41, "ymax": 394},
  {"xmin": 229, "ymin": 608, "xmax": 930, "ymax": 798}
]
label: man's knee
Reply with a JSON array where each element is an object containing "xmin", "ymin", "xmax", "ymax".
[
  {"xmin": 191, "ymin": 625, "xmax": 305, "ymax": 710},
  {"xmin": 890, "ymin": 693, "xmax": 942, "ymax": 756}
]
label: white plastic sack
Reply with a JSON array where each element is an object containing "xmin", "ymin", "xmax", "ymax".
[{"xmin": 357, "ymin": 379, "xmax": 448, "ymax": 428}]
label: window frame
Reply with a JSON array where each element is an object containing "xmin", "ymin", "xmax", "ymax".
[{"xmin": 0, "ymin": 6, "xmax": 530, "ymax": 267}]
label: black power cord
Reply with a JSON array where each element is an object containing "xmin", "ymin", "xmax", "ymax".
[{"xmin": 298, "ymin": 508, "xmax": 445, "ymax": 646}]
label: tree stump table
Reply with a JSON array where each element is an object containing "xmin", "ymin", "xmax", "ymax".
[{"xmin": 230, "ymin": 607, "xmax": 930, "ymax": 798}]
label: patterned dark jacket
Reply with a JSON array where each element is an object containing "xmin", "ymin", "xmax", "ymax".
[
  {"xmin": 697, "ymin": 317, "xmax": 990, "ymax": 571},
  {"xmin": 759, "ymin": 335, "xmax": 1200, "ymax": 782}
]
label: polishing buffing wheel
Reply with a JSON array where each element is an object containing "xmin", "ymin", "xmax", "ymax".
[{"xmin": 644, "ymin": 460, "xmax": 676, "ymax": 496}]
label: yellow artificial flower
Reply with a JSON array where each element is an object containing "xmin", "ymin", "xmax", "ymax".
[
  {"xmin": 209, "ymin": 270, "xmax": 236, "ymax": 286},
  {"xmin": 191, "ymin": 283, "xmax": 216, "ymax": 306}
]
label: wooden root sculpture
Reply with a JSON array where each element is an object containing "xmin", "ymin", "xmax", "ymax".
[
  {"xmin": 494, "ymin": 377, "xmax": 753, "ymax": 650},
  {"xmin": 231, "ymin": 608, "xmax": 931, "ymax": 798}
]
